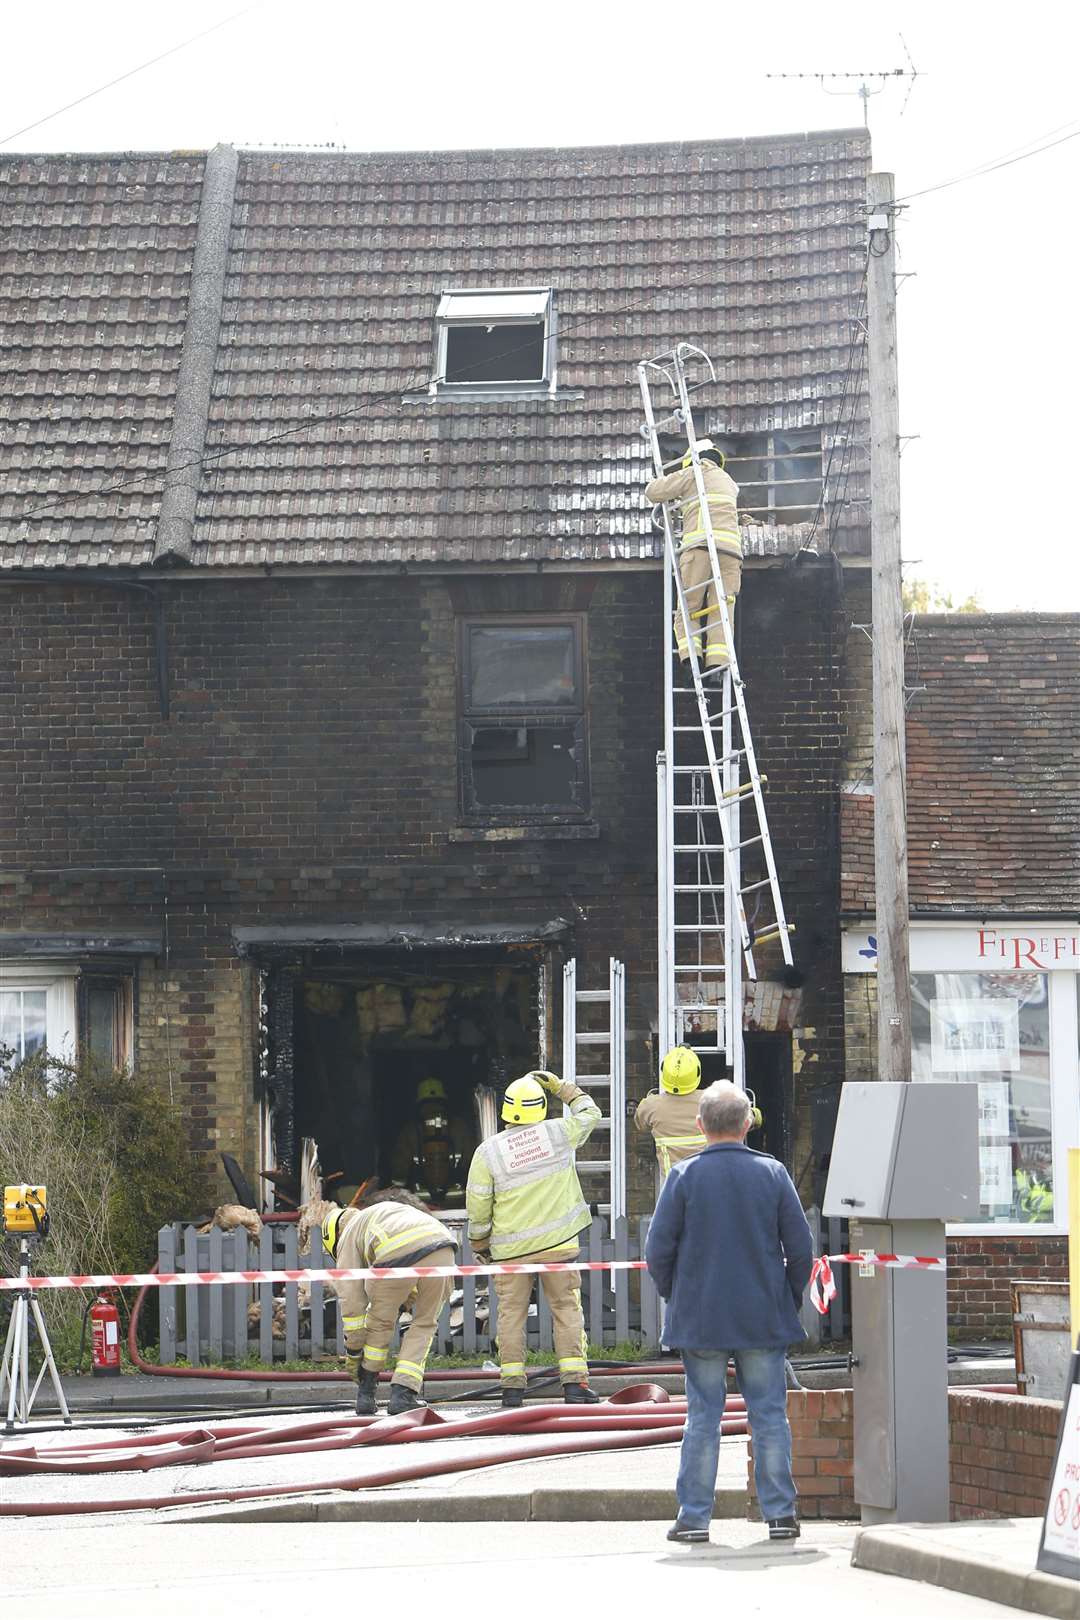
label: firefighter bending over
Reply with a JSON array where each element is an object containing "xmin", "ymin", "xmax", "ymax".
[
  {"xmin": 646, "ymin": 439, "xmax": 742, "ymax": 674},
  {"xmin": 466, "ymin": 1070, "xmax": 602, "ymax": 1408},
  {"xmin": 322, "ymin": 1198, "xmax": 456, "ymax": 1416},
  {"xmin": 635, "ymin": 1046, "xmax": 708, "ymax": 1180}
]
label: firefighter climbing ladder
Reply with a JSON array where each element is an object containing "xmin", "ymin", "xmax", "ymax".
[
  {"xmin": 562, "ymin": 957, "xmax": 626, "ymax": 1221},
  {"xmin": 638, "ymin": 345, "xmax": 794, "ymax": 1085}
]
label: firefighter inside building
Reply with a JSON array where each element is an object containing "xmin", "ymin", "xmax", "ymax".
[
  {"xmin": 466, "ymin": 1069, "xmax": 602, "ymax": 1407},
  {"xmin": 645, "ymin": 438, "xmax": 742, "ymax": 674},
  {"xmin": 390, "ymin": 1077, "xmax": 471, "ymax": 1206},
  {"xmin": 322, "ymin": 1196, "xmax": 457, "ymax": 1415},
  {"xmin": 635, "ymin": 1046, "xmax": 766, "ymax": 1185}
]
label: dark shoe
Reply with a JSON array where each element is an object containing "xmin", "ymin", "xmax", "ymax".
[
  {"xmin": 355, "ymin": 1369, "xmax": 378, "ymax": 1416},
  {"xmin": 563, "ymin": 1382, "xmax": 601, "ymax": 1405},
  {"xmin": 387, "ymin": 1384, "xmax": 426, "ymax": 1416},
  {"xmin": 501, "ymin": 1388, "xmax": 525, "ymax": 1409},
  {"xmin": 667, "ymin": 1522, "xmax": 709, "ymax": 1545},
  {"xmin": 768, "ymin": 1517, "xmax": 800, "ymax": 1541}
]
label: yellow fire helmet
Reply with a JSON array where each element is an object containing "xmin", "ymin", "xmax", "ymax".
[
  {"xmin": 681, "ymin": 438, "xmax": 725, "ymax": 472},
  {"xmin": 501, "ymin": 1075, "xmax": 548, "ymax": 1125},
  {"xmin": 321, "ymin": 1204, "xmax": 346, "ymax": 1259},
  {"xmin": 417, "ymin": 1076, "xmax": 447, "ymax": 1103},
  {"xmin": 660, "ymin": 1045, "xmax": 702, "ymax": 1096}
]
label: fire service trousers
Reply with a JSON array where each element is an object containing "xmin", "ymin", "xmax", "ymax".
[
  {"xmin": 493, "ymin": 1246, "xmax": 588, "ymax": 1389},
  {"xmin": 675, "ymin": 543, "xmax": 742, "ymax": 667},
  {"xmin": 358, "ymin": 1246, "xmax": 454, "ymax": 1391}
]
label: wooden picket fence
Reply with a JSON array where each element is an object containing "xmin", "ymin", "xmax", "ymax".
[{"xmin": 156, "ymin": 1216, "xmax": 663, "ymax": 1365}]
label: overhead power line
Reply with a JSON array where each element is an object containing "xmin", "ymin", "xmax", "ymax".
[
  {"xmin": 0, "ymin": 6, "xmax": 257, "ymax": 149},
  {"xmin": 895, "ymin": 119, "xmax": 1080, "ymax": 204}
]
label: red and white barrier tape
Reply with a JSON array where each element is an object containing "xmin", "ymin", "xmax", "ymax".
[
  {"xmin": 808, "ymin": 1252, "xmax": 946, "ymax": 1315},
  {"xmin": 0, "ymin": 1252, "xmax": 944, "ymax": 1299},
  {"xmin": 0, "ymin": 1259, "xmax": 647, "ymax": 1293}
]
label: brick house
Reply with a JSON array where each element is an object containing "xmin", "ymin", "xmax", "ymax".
[{"xmin": 841, "ymin": 613, "xmax": 1080, "ymax": 1330}]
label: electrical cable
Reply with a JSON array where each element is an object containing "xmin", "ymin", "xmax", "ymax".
[
  {"xmin": 0, "ymin": 7, "xmax": 259, "ymax": 149},
  {"xmin": 894, "ymin": 122, "xmax": 1080, "ymax": 205}
]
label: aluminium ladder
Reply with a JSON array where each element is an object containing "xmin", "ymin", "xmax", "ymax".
[
  {"xmin": 561, "ymin": 957, "xmax": 626, "ymax": 1221},
  {"xmin": 638, "ymin": 345, "xmax": 794, "ymax": 1085}
]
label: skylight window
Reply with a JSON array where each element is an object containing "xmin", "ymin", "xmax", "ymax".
[{"xmin": 434, "ymin": 288, "xmax": 555, "ymax": 395}]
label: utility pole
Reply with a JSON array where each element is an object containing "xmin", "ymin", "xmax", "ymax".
[{"xmin": 867, "ymin": 172, "xmax": 911, "ymax": 1081}]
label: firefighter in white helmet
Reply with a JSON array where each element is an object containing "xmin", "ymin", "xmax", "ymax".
[
  {"xmin": 321, "ymin": 1198, "xmax": 456, "ymax": 1416},
  {"xmin": 466, "ymin": 1070, "xmax": 602, "ymax": 1408},
  {"xmin": 645, "ymin": 440, "xmax": 741, "ymax": 674},
  {"xmin": 634, "ymin": 1046, "xmax": 708, "ymax": 1181}
]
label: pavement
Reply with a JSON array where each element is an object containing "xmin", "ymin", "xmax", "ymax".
[
  {"xmin": 0, "ymin": 1518, "xmax": 1065, "ymax": 1619},
  {"xmin": 853, "ymin": 1519, "xmax": 1077, "ymax": 1620}
]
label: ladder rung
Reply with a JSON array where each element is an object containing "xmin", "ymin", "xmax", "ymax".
[
  {"xmin": 574, "ymin": 990, "xmax": 610, "ymax": 1003},
  {"xmin": 720, "ymin": 777, "xmax": 766, "ymax": 802},
  {"xmin": 738, "ymin": 835, "xmax": 764, "ymax": 850},
  {"xmin": 740, "ymin": 878, "xmax": 774, "ymax": 895},
  {"xmin": 575, "ymin": 1075, "xmax": 611, "ymax": 1087},
  {"xmin": 673, "ymin": 964, "xmax": 728, "ymax": 973},
  {"xmin": 674, "ymin": 844, "xmax": 727, "ymax": 853},
  {"xmin": 578, "ymin": 1161, "xmax": 612, "ymax": 1174},
  {"xmin": 673, "ymin": 884, "xmax": 727, "ymax": 893},
  {"xmin": 751, "ymin": 925, "xmax": 796, "ymax": 945},
  {"xmin": 575, "ymin": 1032, "xmax": 610, "ymax": 1045},
  {"xmin": 673, "ymin": 923, "xmax": 727, "ymax": 931},
  {"xmin": 672, "ymin": 756, "xmax": 744, "ymax": 771}
]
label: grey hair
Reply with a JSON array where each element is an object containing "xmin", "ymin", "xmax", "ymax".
[{"xmin": 698, "ymin": 1080, "xmax": 753, "ymax": 1138}]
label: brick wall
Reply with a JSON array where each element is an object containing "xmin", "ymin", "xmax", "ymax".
[
  {"xmin": 949, "ymin": 1389, "xmax": 1062, "ymax": 1520},
  {"xmin": 949, "ymin": 1236, "xmax": 1070, "ymax": 1335},
  {"xmin": 0, "ymin": 560, "xmax": 851, "ymax": 1204},
  {"xmin": 748, "ymin": 1389, "xmax": 856, "ymax": 1519},
  {"xmin": 748, "ymin": 1387, "xmax": 1062, "ymax": 1521}
]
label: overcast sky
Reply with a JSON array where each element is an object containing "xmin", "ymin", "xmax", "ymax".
[{"xmin": 4, "ymin": 1, "xmax": 1078, "ymax": 611}]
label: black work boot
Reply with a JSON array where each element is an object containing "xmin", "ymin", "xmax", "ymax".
[
  {"xmin": 666, "ymin": 1522, "xmax": 709, "ymax": 1545},
  {"xmin": 355, "ymin": 1368, "xmax": 378, "ymax": 1416},
  {"xmin": 563, "ymin": 1382, "xmax": 601, "ymax": 1405},
  {"xmin": 501, "ymin": 1387, "xmax": 525, "ymax": 1409},
  {"xmin": 768, "ymin": 1516, "xmax": 801, "ymax": 1541},
  {"xmin": 387, "ymin": 1384, "xmax": 426, "ymax": 1416}
]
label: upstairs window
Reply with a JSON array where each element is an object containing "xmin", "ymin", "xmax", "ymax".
[
  {"xmin": 459, "ymin": 618, "xmax": 589, "ymax": 821},
  {"xmin": 720, "ymin": 429, "xmax": 823, "ymax": 524},
  {"xmin": 435, "ymin": 289, "xmax": 555, "ymax": 396}
]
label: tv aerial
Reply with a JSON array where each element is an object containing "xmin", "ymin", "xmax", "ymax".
[{"xmin": 767, "ymin": 35, "xmax": 923, "ymax": 128}]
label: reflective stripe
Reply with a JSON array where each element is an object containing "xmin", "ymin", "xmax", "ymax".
[
  {"xmin": 395, "ymin": 1359, "xmax": 427, "ymax": 1379},
  {"xmin": 362, "ymin": 1344, "xmax": 390, "ymax": 1363},
  {"xmin": 489, "ymin": 1201, "xmax": 591, "ymax": 1256},
  {"xmin": 558, "ymin": 1357, "xmax": 588, "ymax": 1374},
  {"xmin": 500, "ymin": 1362, "xmax": 525, "ymax": 1375},
  {"xmin": 342, "ymin": 1314, "xmax": 367, "ymax": 1332}
]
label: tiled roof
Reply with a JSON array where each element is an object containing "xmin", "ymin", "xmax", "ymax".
[
  {"xmin": 1, "ymin": 132, "xmax": 871, "ymax": 570},
  {"xmin": 841, "ymin": 615, "xmax": 1080, "ymax": 915}
]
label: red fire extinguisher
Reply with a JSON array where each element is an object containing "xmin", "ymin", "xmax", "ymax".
[{"xmin": 89, "ymin": 1293, "xmax": 122, "ymax": 1377}]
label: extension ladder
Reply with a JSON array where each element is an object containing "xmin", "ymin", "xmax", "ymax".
[
  {"xmin": 638, "ymin": 345, "xmax": 793, "ymax": 1084},
  {"xmin": 561, "ymin": 957, "xmax": 626, "ymax": 1221}
]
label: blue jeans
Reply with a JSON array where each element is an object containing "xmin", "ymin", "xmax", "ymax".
[{"xmin": 676, "ymin": 1347, "xmax": 795, "ymax": 1529}]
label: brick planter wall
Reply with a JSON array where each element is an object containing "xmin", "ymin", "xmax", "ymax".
[
  {"xmin": 949, "ymin": 1389, "xmax": 1062, "ymax": 1520},
  {"xmin": 748, "ymin": 1389, "xmax": 856, "ymax": 1520},
  {"xmin": 948, "ymin": 1237, "xmax": 1069, "ymax": 1335}
]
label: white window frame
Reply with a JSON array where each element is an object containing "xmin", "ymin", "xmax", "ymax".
[
  {"xmin": 433, "ymin": 287, "xmax": 556, "ymax": 398},
  {"xmin": 0, "ymin": 960, "xmax": 78, "ymax": 1065},
  {"xmin": 842, "ymin": 922, "xmax": 1080, "ymax": 1237}
]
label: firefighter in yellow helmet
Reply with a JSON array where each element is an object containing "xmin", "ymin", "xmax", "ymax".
[
  {"xmin": 645, "ymin": 440, "xmax": 742, "ymax": 675},
  {"xmin": 466, "ymin": 1070, "xmax": 602, "ymax": 1408},
  {"xmin": 634, "ymin": 1046, "xmax": 708, "ymax": 1181},
  {"xmin": 322, "ymin": 1198, "xmax": 457, "ymax": 1416}
]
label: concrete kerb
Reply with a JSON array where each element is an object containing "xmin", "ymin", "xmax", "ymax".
[
  {"xmin": 853, "ymin": 1521, "xmax": 1078, "ymax": 1620},
  {"xmin": 164, "ymin": 1485, "xmax": 748, "ymax": 1525}
]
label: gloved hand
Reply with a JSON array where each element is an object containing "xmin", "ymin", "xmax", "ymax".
[
  {"xmin": 532, "ymin": 1070, "xmax": 563, "ymax": 1095},
  {"xmin": 471, "ymin": 1249, "xmax": 491, "ymax": 1266}
]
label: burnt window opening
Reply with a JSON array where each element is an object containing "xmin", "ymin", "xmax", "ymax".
[
  {"xmin": 435, "ymin": 289, "xmax": 555, "ymax": 395},
  {"xmin": 717, "ymin": 428, "xmax": 824, "ymax": 525},
  {"xmin": 78, "ymin": 974, "xmax": 133, "ymax": 1070},
  {"xmin": 459, "ymin": 619, "xmax": 589, "ymax": 821}
]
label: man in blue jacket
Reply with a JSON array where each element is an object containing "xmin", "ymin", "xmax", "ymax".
[{"xmin": 645, "ymin": 1079, "xmax": 814, "ymax": 1545}]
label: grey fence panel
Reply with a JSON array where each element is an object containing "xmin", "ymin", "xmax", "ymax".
[
  {"xmin": 183, "ymin": 1225, "xmax": 201, "ymax": 1366},
  {"xmin": 158, "ymin": 1227, "xmax": 177, "ymax": 1365},
  {"xmin": 309, "ymin": 1237, "xmax": 326, "ymax": 1359},
  {"xmin": 614, "ymin": 1218, "xmax": 630, "ymax": 1344},
  {"xmin": 208, "ymin": 1227, "xmax": 224, "ymax": 1360},
  {"xmin": 229, "ymin": 1232, "xmax": 248, "ymax": 1359},
  {"xmin": 461, "ymin": 1235, "xmax": 478, "ymax": 1356},
  {"xmin": 258, "ymin": 1226, "xmax": 274, "ymax": 1364},
  {"xmin": 637, "ymin": 1217, "xmax": 659, "ymax": 1349},
  {"xmin": 800, "ymin": 1206, "xmax": 824, "ymax": 1347},
  {"xmin": 587, "ymin": 1219, "xmax": 604, "ymax": 1346},
  {"xmin": 282, "ymin": 1223, "xmax": 300, "ymax": 1359}
]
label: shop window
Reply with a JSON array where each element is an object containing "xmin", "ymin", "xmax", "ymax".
[
  {"xmin": 911, "ymin": 971, "xmax": 1053, "ymax": 1225},
  {"xmin": 434, "ymin": 288, "xmax": 554, "ymax": 395},
  {"xmin": 459, "ymin": 618, "xmax": 589, "ymax": 820}
]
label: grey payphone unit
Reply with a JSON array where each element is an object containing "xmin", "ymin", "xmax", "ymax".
[{"xmin": 824, "ymin": 1081, "xmax": 980, "ymax": 1523}]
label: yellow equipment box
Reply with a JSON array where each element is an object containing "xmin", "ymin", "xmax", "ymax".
[{"xmin": 2, "ymin": 1184, "xmax": 48, "ymax": 1236}]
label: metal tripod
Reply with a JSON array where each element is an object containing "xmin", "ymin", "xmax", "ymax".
[{"xmin": 0, "ymin": 1237, "xmax": 71, "ymax": 1431}]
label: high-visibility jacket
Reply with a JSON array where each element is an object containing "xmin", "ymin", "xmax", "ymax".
[
  {"xmin": 645, "ymin": 462, "xmax": 742, "ymax": 558},
  {"xmin": 466, "ymin": 1080, "xmax": 600, "ymax": 1260},
  {"xmin": 335, "ymin": 1200, "xmax": 456, "ymax": 1350},
  {"xmin": 634, "ymin": 1089, "xmax": 707, "ymax": 1178}
]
